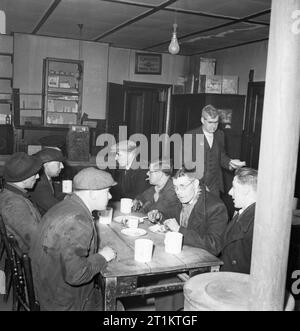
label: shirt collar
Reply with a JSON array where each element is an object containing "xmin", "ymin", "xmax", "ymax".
[{"xmin": 4, "ymin": 182, "xmax": 29, "ymax": 198}]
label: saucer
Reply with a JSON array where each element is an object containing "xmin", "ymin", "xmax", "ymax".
[{"xmin": 121, "ymin": 228, "xmax": 147, "ymax": 237}]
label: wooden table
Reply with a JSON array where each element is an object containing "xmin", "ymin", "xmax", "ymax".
[{"xmin": 97, "ymin": 203, "xmax": 223, "ymax": 311}]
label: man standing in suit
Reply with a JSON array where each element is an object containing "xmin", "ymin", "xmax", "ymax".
[
  {"xmin": 187, "ymin": 104, "xmax": 245, "ymax": 197},
  {"xmin": 30, "ymin": 148, "xmax": 65, "ymax": 215}
]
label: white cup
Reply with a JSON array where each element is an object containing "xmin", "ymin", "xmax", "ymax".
[
  {"xmin": 99, "ymin": 207, "xmax": 113, "ymax": 225},
  {"xmin": 164, "ymin": 232, "xmax": 183, "ymax": 254},
  {"xmin": 62, "ymin": 180, "xmax": 72, "ymax": 193},
  {"xmin": 127, "ymin": 217, "xmax": 139, "ymax": 228},
  {"xmin": 134, "ymin": 239, "xmax": 153, "ymax": 263},
  {"xmin": 120, "ymin": 198, "xmax": 133, "ymax": 214}
]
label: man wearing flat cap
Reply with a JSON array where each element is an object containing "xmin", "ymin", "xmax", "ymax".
[
  {"xmin": 30, "ymin": 147, "xmax": 65, "ymax": 215},
  {"xmin": 109, "ymin": 140, "xmax": 150, "ymax": 201},
  {"xmin": 30, "ymin": 167, "xmax": 117, "ymax": 311},
  {"xmin": 0, "ymin": 152, "xmax": 42, "ymax": 252},
  {"xmin": 133, "ymin": 159, "xmax": 181, "ymax": 222}
]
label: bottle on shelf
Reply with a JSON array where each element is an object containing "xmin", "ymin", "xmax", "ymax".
[{"xmin": 5, "ymin": 114, "xmax": 11, "ymax": 124}]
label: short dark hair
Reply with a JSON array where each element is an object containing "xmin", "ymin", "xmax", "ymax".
[
  {"xmin": 234, "ymin": 167, "xmax": 258, "ymax": 190},
  {"xmin": 201, "ymin": 104, "xmax": 219, "ymax": 119},
  {"xmin": 173, "ymin": 166, "xmax": 197, "ymax": 180},
  {"xmin": 150, "ymin": 159, "xmax": 173, "ymax": 176}
]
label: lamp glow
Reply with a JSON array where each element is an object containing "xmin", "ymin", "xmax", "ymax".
[
  {"xmin": 168, "ymin": 23, "xmax": 180, "ymax": 55},
  {"xmin": 0, "ymin": 10, "xmax": 6, "ymax": 34}
]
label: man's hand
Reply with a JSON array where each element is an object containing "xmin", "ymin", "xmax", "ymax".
[
  {"xmin": 229, "ymin": 159, "xmax": 246, "ymax": 170},
  {"xmin": 132, "ymin": 199, "xmax": 143, "ymax": 212},
  {"xmin": 164, "ymin": 218, "xmax": 180, "ymax": 232},
  {"xmin": 147, "ymin": 209, "xmax": 163, "ymax": 223},
  {"xmin": 98, "ymin": 246, "xmax": 116, "ymax": 262}
]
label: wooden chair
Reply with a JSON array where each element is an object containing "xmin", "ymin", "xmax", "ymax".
[
  {"xmin": 0, "ymin": 215, "xmax": 40, "ymax": 311},
  {"xmin": 0, "ymin": 215, "xmax": 13, "ymax": 304},
  {"xmin": 8, "ymin": 234, "xmax": 40, "ymax": 311}
]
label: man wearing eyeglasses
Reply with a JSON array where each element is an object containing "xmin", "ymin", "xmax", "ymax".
[
  {"xmin": 187, "ymin": 104, "xmax": 245, "ymax": 197},
  {"xmin": 155, "ymin": 166, "xmax": 228, "ymax": 311},
  {"xmin": 132, "ymin": 159, "xmax": 181, "ymax": 220}
]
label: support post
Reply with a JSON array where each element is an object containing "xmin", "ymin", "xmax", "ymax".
[{"xmin": 250, "ymin": 0, "xmax": 300, "ymax": 310}]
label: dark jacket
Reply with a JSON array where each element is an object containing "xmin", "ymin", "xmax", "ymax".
[
  {"xmin": 29, "ymin": 172, "xmax": 65, "ymax": 216},
  {"xmin": 187, "ymin": 126, "xmax": 231, "ymax": 196},
  {"xmin": 0, "ymin": 183, "xmax": 41, "ymax": 252},
  {"xmin": 110, "ymin": 167, "xmax": 150, "ymax": 201},
  {"xmin": 178, "ymin": 189, "xmax": 228, "ymax": 255},
  {"xmin": 30, "ymin": 194, "xmax": 107, "ymax": 311},
  {"xmin": 136, "ymin": 177, "xmax": 181, "ymax": 219},
  {"xmin": 220, "ymin": 203, "xmax": 255, "ymax": 274}
]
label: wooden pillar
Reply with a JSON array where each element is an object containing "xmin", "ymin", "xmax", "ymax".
[{"xmin": 250, "ymin": 0, "xmax": 300, "ymax": 310}]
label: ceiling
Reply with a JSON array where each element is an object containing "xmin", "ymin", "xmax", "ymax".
[{"xmin": 1, "ymin": 0, "xmax": 271, "ymax": 56}]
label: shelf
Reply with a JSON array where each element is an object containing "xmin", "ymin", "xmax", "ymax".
[
  {"xmin": 47, "ymin": 87, "xmax": 79, "ymax": 94},
  {"xmin": 0, "ymin": 100, "xmax": 12, "ymax": 104},
  {"xmin": 46, "ymin": 110, "xmax": 78, "ymax": 114},
  {"xmin": 48, "ymin": 73, "xmax": 76, "ymax": 78},
  {"xmin": 0, "ymin": 77, "xmax": 13, "ymax": 81},
  {"xmin": 0, "ymin": 52, "xmax": 13, "ymax": 57},
  {"xmin": 20, "ymin": 108, "xmax": 42, "ymax": 110}
]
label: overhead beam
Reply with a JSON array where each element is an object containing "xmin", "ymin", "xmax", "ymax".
[
  {"xmin": 145, "ymin": 9, "xmax": 270, "ymax": 51},
  {"xmin": 190, "ymin": 37, "xmax": 269, "ymax": 56},
  {"xmin": 93, "ymin": 0, "xmax": 179, "ymax": 41},
  {"xmin": 99, "ymin": 0, "xmax": 269, "ymax": 26},
  {"xmin": 31, "ymin": 0, "xmax": 62, "ymax": 34}
]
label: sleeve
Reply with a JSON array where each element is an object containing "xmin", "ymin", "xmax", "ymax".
[
  {"xmin": 218, "ymin": 130, "xmax": 231, "ymax": 170},
  {"xmin": 59, "ymin": 216, "xmax": 107, "ymax": 286},
  {"xmin": 179, "ymin": 202, "xmax": 228, "ymax": 256}
]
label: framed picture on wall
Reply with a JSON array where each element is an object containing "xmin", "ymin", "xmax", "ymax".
[{"xmin": 135, "ymin": 53, "xmax": 162, "ymax": 75}]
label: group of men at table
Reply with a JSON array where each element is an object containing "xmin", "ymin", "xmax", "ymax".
[{"xmin": 0, "ymin": 104, "xmax": 256, "ymax": 311}]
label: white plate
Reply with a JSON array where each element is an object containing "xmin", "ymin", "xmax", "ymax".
[
  {"xmin": 114, "ymin": 215, "xmax": 144, "ymax": 224},
  {"xmin": 148, "ymin": 224, "xmax": 168, "ymax": 234},
  {"xmin": 121, "ymin": 228, "xmax": 147, "ymax": 237}
]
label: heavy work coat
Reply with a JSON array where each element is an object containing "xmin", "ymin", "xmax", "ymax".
[
  {"xmin": 178, "ymin": 189, "xmax": 228, "ymax": 256},
  {"xmin": 187, "ymin": 126, "xmax": 231, "ymax": 196},
  {"xmin": 29, "ymin": 172, "xmax": 65, "ymax": 216},
  {"xmin": 30, "ymin": 194, "xmax": 107, "ymax": 311},
  {"xmin": 0, "ymin": 183, "xmax": 41, "ymax": 252},
  {"xmin": 220, "ymin": 203, "xmax": 255, "ymax": 274},
  {"xmin": 135, "ymin": 177, "xmax": 181, "ymax": 219}
]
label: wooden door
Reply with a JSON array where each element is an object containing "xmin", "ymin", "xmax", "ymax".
[
  {"xmin": 241, "ymin": 82, "xmax": 265, "ymax": 169},
  {"xmin": 106, "ymin": 83, "xmax": 125, "ymax": 139}
]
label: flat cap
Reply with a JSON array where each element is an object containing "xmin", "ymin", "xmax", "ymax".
[
  {"xmin": 35, "ymin": 147, "xmax": 65, "ymax": 164},
  {"xmin": 110, "ymin": 140, "xmax": 137, "ymax": 153},
  {"xmin": 4, "ymin": 152, "xmax": 42, "ymax": 182},
  {"xmin": 73, "ymin": 167, "xmax": 117, "ymax": 190},
  {"xmin": 150, "ymin": 159, "xmax": 172, "ymax": 172}
]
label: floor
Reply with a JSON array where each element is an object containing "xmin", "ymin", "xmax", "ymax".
[{"xmin": 0, "ymin": 289, "xmax": 299, "ymax": 311}]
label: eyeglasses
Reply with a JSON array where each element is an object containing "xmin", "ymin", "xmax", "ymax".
[{"xmin": 174, "ymin": 180, "xmax": 194, "ymax": 192}]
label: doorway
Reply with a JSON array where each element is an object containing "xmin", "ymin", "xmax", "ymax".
[{"xmin": 123, "ymin": 81, "xmax": 171, "ymax": 142}]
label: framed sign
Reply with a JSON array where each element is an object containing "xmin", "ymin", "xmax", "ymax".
[{"xmin": 135, "ymin": 53, "xmax": 162, "ymax": 75}]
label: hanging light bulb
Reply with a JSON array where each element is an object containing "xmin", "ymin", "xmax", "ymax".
[{"xmin": 168, "ymin": 23, "xmax": 180, "ymax": 55}]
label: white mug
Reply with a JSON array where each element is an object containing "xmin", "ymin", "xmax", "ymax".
[
  {"xmin": 62, "ymin": 180, "xmax": 72, "ymax": 193},
  {"xmin": 99, "ymin": 207, "xmax": 113, "ymax": 225},
  {"xmin": 134, "ymin": 239, "xmax": 153, "ymax": 263},
  {"xmin": 164, "ymin": 232, "xmax": 183, "ymax": 254},
  {"xmin": 120, "ymin": 198, "xmax": 133, "ymax": 214}
]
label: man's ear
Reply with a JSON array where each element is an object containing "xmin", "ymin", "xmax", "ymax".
[
  {"xmin": 89, "ymin": 190, "xmax": 97, "ymax": 200},
  {"xmin": 193, "ymin": 178, "xmax": 200, "ymax": 190},
  {"xmin": 201, "ymin": 117, "xmax": 204, "ymax": 125}
]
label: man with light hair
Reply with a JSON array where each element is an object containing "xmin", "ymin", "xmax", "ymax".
[
  {"xmin": 30, "ymin": 167, "xmax": 117, "ymax": 310},
  {"xmin": 109, "ymin": 140, "xmax": 150, "ymax": 201},
  {"xmin": 219, "ymin": 167, "xmax": 257, "ymax": 274},
  {"xmin": 187, "ymin": 104, "xmax": 245, "ymax": 197}
]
